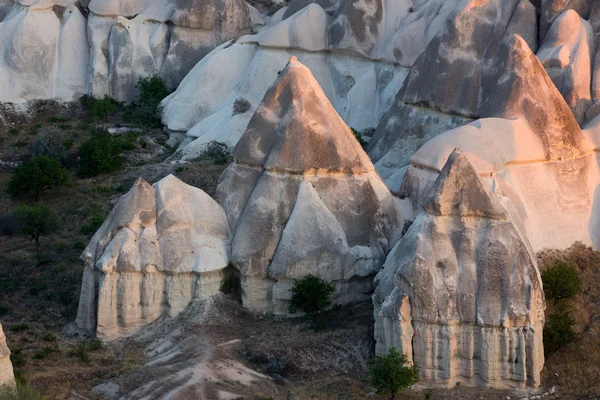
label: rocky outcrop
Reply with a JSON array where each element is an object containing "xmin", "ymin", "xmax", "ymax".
[
  {"xmin": 369, "ymin": 12, "xmax": 582, "ymax": 177},
  {"xmin": 160, "ymin": 0, "xmax": 465, "ymax": 160},
  {"xmin": 76, "ymin": 175, "xmax": 230, "ymax": 341},
  {"xmin": 215, "ymin": 57, "xmax": 402, "ymax": 313},
  {"xmin": 0, "ymin": 323, "xmax": 14, "ymax": 389},
  {"xmin": 0, "ymin": 4, "xmax": 89, "ymax": 102},
  {"xmin": 373, "ymin": 149, "xmax": 545, "ymax": 389},
  {"xmin": 539, "ymin": 0, "xmax": 593, "ymax": 40},
  {"xmin": 537, "ymin": 10, "xmax": 594, "ymax": 124}
]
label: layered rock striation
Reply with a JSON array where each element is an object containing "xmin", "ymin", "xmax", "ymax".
[
  {"xmin": 373, "ymin": 150, "xmax": 545, "ymax": 389},
  {"xmin": 215, "ymin": 57, "xmax": 402, "ymax": 313},
  {"xmin": 76, "ymin": 174, "xmax": 230, "ymax": 340}
]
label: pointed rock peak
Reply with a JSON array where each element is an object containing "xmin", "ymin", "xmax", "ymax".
[
  {"xmin": 482, "ymin": 34, "xmax": 587, "ymax": 160},
  {"xmin": 233, "ymin": 57, "xmax": 374, "ymax": 174},
  {"xmin": 423, "ymin": 149, "xmax": 507, "ymax": 219}
]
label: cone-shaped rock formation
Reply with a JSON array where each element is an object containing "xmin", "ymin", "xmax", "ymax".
[
  {"xmin": 216, "ymin": 57, "xmax": 402, "ymax": 313},
  {"xmin": 373, "ymin": 149, "xmax": 545, "ymax": 389},
  {"xmin": 76, "ymin": 175, "xmax": 230, "ymax": 340}
]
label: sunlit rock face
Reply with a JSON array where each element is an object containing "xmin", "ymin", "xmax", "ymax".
[
  {"xmin": 373, "ymin": 150, "xmax": 546, "ymax": 389},
  {"xmin": 214, "ymin": 57, "xmax": 402, "ymax": 314},
  {"xmin": 160, "ymin": 0, "xmax": 463, "ymax": 160},
  {"xmin": 76, "ymin": 175, "xmax": 230, "ymax": 341},
  {"xmin": 0, "ymin": 323, "xmax": 15, "ymax": 389},
  {"xmin": 537, "ymin": 10, "xmax": 594, "ymax": 124}
]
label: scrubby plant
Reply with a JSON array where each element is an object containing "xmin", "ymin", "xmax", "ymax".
[
  {"xmin": 542, "ymin": 261, "xmax": 582, "ymax": 306},
  {"xmin": 31, "ymin": 128, "xmax": 67, "ymax": 162},
  {"xmin": 233, "ymin": 98, "xmax": 252, "ymax": 115},
  {"xmin": 351, "ymin": 127, "xmax": 367, "ymax": 149},
  {"xmin": 70, "ymin": 339, "xmax": 103, "ymax": 362},
  {"xmin": 367, "ymin": 348, "xmax": 419, "ymax": 400},
  {"xmin": 77, "ymin": 129, "xmax": 124, "ymax": 178},
  {"xmin": 7, "ymin": 156, "xmax": 68, "ymax": 201},
  {"xmin": 13, "ymin": 205, "xmax": 60, "ymax": 251},
  {"xmin": 9, "ymin": 348, "xmax": 25, "ymax": 368},
  {"xmin": 0, "ymin": 382, "xmax": 45, "ymax": 400},
  {"xmin": 544, "ymin": 302, "xmax": 576, "ymax": 354},
  {"xmin": 86, "ymin": 95, "xmax": 118, "ymax": 121},
  {"xmin": 125, "ymin": 75, "xmax": 171, "ymax": 128},
  {"xmin": 288, "ymin": 275, "xmax": 335, "ymax": 319},
  {"xmin": 201, "ymin": 141, "xmax": 230, "ymax": 165}
]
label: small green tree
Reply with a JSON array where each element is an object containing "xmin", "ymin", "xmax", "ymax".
[
  {"xmin": 87, "ymin": 96, "xmax": 118, "ymax": 121},
  {"xmin": 7, "ymin": 156, "xmax": 68, "ymax": 201},
  {"xmin": 13, "ymin": 205, "xmax": 60, "ymax": 251},
  {"xmin": 77, "ymin": 129, "xmax": 124, "ymax": 178},
  {"xmin": 288, "ymin": 274, "xmax": 335, "ymax": 319},
  {"xmin": 367, "ymin": 348, "xmax": 419, "ymax": 400},
  {"xmin": 542, "ymin": 261, "xmax": 582, "ymax": 305},
  {"xmin": 544, "ymin": 302, "xmax": 576, "ymax": 354},
  {"xmin": 126, "ymin": 75, "xmax": 171, "ymax": 128}
]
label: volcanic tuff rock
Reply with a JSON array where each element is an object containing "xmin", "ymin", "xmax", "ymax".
[
  {"xmin": 160, "ymin": 0, "xmax": 462, "ymax": 160},
  {"xmin": 214, "ymin": 57, "xmax": 402, "ymax": 313},
  {"xmin": 370, "ymin": 24, "xmax": 586, "ymax": 179},
  {"xmin": 373, "ymin": 150, "xmax": 545, "ymax": 389},
  {"xmin": 537, "ymin": 10, "xmax": 594, "ymax": 124},
  {"xmin": 0, "ymin": 323, "xmax": 14, "ymax": 389},
  {"xmin": 76, "ymin": 175, "xmax": 230, "ymax": 340},
  {"xmin": 0, "ymin": 0, "xmax": 251, "ymax": 103}
]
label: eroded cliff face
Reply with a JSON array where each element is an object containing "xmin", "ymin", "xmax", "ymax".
[
  {"xmin": 0, "ymin": 0, "xmax": 251, "ymax": 103},
  {"xmin": 214, "ymin": 57, "xmax": 402, "ymax": 313},
  {"xmin": 0, "ymin": 322, "xmax": 15, "ymax": 389},
  {"xmin": 373, "ymin": 150, "xmax": 545, "ymax": 389},
  {"xmin": 76, "ymin": 175, "xmax": 230, "ymax": 340}
]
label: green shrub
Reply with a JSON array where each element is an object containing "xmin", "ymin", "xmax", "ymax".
[
  {"xmin": 70, "ymin": 339, "xmax": 103, "ymax": 362},
  {"xmin": 80, "ymin": 216, "xmax": 105, "ymax": 235},
  {"xmin": 367, "ymin": 348, "xmax": 419, "ymax": 400},
  {"xmin": 86, "ymin": 95, "xmax": 118, "ymax": 121},
  {"xmin": 125, "ymin": 75, "xmax": 171, "ymax": 128},
  {"xmin": 32, "ymin": 347, "xmax": 56, "ymax": 360},
  {"xmin": 542, "ymin": 261, "xmax": 582, "ymax": 305},
  {"xmin": 31, "ymin": 128, "xmax": 66, "ymax": 162},
  {"xmin": 42, "ymin": 333, "xmax": 57, "ymax": 342},
  {"xmin": 351, "ymin": 127, "xmax": 367, "ymax": 149},
  {"xmin": 288, "ymin": 275, "xmax": 335, "ymax": 319},
  {"xmin": 13, "ymin": 205, "xmax": 60, "ymax": 251},
  {"xmin": 544, "ymin": 302, "xmax": 576, "ymax": 354},
  {"xmin": 7, "ymin": 156, "xmax": 68, "ymax": 201},
  {"xmin": 62, "ymin": 138, "xmax": 74, "ymax": 150},
  {"xmin": 9, "ymin": 349, "xmax": 25, "ymax": 367},
  {"xmin": 201, "ymin": 142, "xmax": 230, "ymax": 165},
  {"xmin": 77, "ymin": 129, "xmax": 124, "ymax": 178},
  {"xmin": 9, "ymin": 127, "xmax": 18, "ymax": 135},
  {"xmin": 9, "ymin": 324, "xmax": 29, "ymax": 333}
]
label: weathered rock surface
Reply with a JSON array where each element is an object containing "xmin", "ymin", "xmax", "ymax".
[
  {"xmin": 373, "ymin": 150, "xmax": 545, "ymax": 389},
  {"xmin": 0, "ymin": 323, "xmax": 14, "ymax": 389},
  {"xmin": 537, "ymin": 10, "xmax": 594, "ymax": 124},
  {"xmin": 370, "ymin": 22, "xmax": 584, "ymax": 176},
  {"xmin": 0, "ymin": 4, "xmax": 89, "ymax": 102},
  {"xmin": 161, "ymin": 0, "xmax": 468, "ymax": 160},
  {"xmin": 215, "ymin": 57, "xmax": 402, "ymax": 313},
  {"xmin": 76, "ymin": 175, "xmax": 231, "ymax": 340}
]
